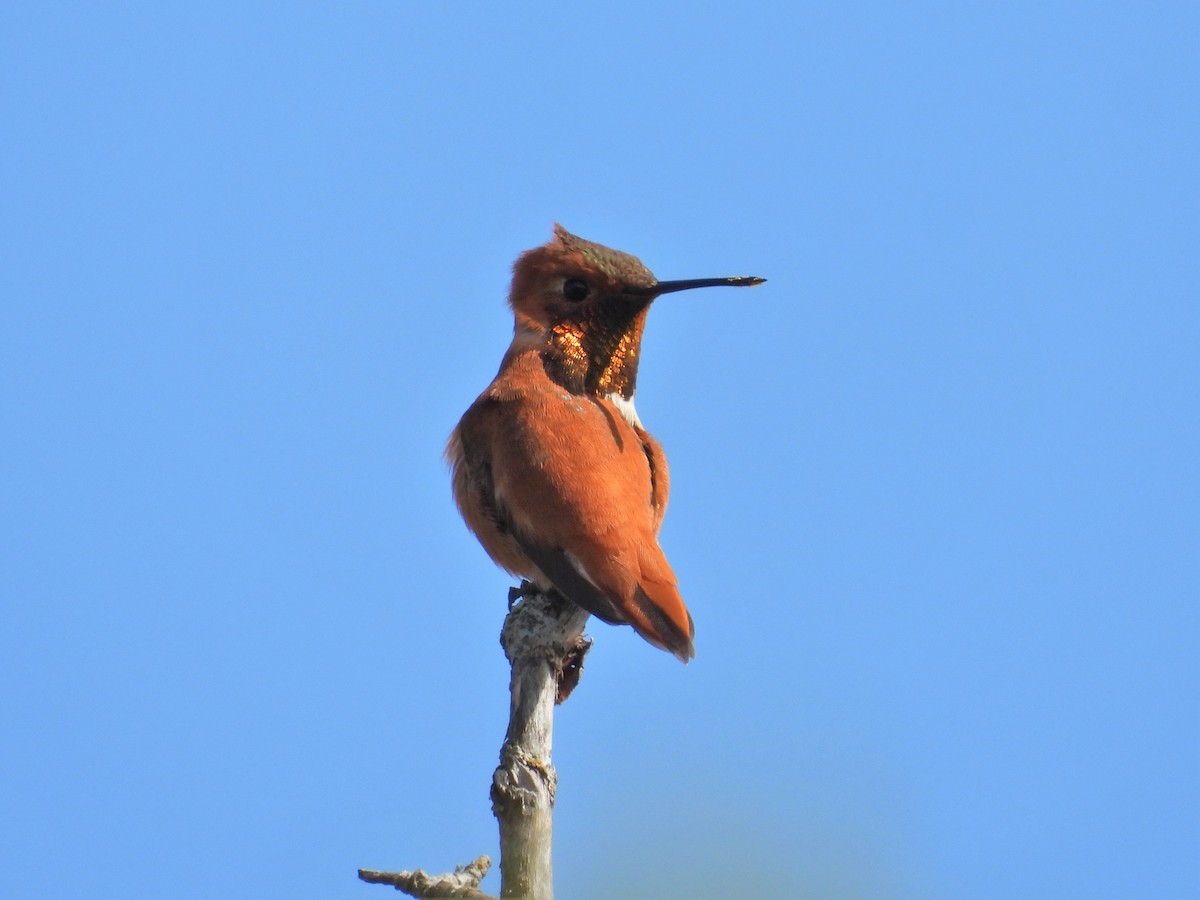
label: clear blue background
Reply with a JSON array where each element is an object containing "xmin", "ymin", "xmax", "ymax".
[{"xmin": 2, "ymin": 3, "xmax": 1196, "ymax": 898}]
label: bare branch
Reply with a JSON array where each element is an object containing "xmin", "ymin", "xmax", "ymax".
[
  {"xmin": 360, "ymin": 586, "xmax": 589, "ymax": 900},
  {"xmin": 492, "ymin": 588, "xmax": 591, "ymax": 899}
]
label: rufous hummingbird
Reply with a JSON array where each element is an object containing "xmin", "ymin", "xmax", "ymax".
[{"xmin": 447, "ymin": 225, "xmax": 765, "ymax": 663}]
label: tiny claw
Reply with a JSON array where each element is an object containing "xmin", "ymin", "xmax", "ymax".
[{"xmin": 507, "ymin": 580, "xmax": 538, "ymax": 610}]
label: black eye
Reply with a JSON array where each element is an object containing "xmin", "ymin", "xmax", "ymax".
[{"xmin": 562, "ymin": 278, "xmax": 590, "ymax": 302}]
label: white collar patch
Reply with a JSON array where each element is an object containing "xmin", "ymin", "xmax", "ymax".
[{"xmin": 607, "ymin": 392, "xmax": 642, "ymax": 429}]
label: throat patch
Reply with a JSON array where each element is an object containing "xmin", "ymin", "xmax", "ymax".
[{"xmin": 543, "ymin": 301, "xmax": 649, "ymax": 399}]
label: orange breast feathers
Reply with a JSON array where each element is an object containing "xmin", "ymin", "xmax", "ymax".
[{"xmin": 448, "ymin": 360, "xmax": 693, "ymax": 662}]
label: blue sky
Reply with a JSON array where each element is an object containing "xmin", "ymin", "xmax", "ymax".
[{"xmin": 1, "ymin": 2, "xmax": 1196, "ymax": 898}]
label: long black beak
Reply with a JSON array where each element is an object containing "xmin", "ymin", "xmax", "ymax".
[{"xmin": 626, "ymin": 275, "xmax": 766, "ymax": 297}]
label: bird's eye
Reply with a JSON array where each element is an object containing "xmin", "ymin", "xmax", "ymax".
[{"xmin": 562, "ymin": 278, "xmax": 590, "ymax": 302}]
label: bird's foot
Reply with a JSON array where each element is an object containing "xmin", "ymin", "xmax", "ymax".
[{"xmin": 507, "ymin": 580, "xmax": 539, "ymax": 610}]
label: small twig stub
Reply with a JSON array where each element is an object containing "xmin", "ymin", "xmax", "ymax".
[{"xmin": 357, "ymin": 856, "xmax": 494, "ymax": 899}]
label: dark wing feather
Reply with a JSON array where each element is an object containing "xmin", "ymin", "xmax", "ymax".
[{"xmin": 510, "ymin": 533, "xmax": 627, "ymax": 626}]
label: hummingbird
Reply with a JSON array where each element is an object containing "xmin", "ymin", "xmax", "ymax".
[{"xmin": 447, "ymin": 225, "xmax": 765, "ymax": 663}]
